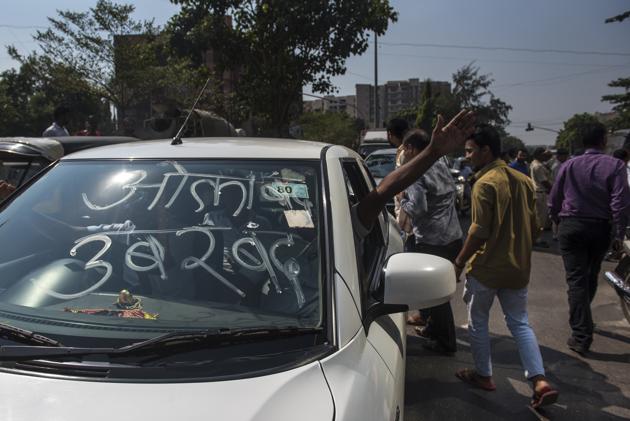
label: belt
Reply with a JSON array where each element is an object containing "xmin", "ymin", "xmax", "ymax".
[{"xmin": 561, "ymin": 216, "xmax": 610, "ymax": 223}]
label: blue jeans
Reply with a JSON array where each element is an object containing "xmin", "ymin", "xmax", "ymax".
[{"xmin": 463, "ymin": 276, "xmax": 545, "ymax": 379}]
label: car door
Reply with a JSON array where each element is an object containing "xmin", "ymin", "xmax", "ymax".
[{"xmin": 319, "ymin": 156, "xmax": 404, "ymax": 421}]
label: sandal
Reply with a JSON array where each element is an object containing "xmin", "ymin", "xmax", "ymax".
[
  {"xmin": 531, "ymin": 386, "xmax": 559, "ymax": 409},
  {"xmin": 414, "ymin": 326, "xmax": 434, "ymax": 339},
  {"xmin": 407, "ymin": 314, "xmax": 426, "ymax": 326},
  {"xmin": 455, "ymin": 368, "xmax": 496, "ymax": 391}
]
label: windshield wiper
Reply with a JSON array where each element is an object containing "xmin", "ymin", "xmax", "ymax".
[
  {"xmin": 0, "ymin": 326, "xmax": 322, "ymax": 362},
  {"xmin": 0, "ymin": 321, "xmax": 63, "ymax": 347}
]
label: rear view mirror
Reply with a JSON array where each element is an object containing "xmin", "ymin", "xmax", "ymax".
[{"xmin": 383, "ymin": 253, "xmax": 456, "ymax": 309}]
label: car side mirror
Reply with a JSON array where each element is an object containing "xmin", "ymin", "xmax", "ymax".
[
  {"xmin": 383, "ymin": 252, "xmax": 456, "ymax": 309},
  {"xmin": 364, "ymin": 252, "xmax": 456, "ymax": 331}
]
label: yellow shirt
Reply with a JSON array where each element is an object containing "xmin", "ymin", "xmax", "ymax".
[{"xmin": 467, "ymin": 159, "xmax": 539, "ymax": 289}]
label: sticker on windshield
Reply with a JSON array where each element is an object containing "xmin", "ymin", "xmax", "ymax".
[
  {"xmin": 284, "ymin": 210, "xmax": 314, "ymax": 228},
  {"xmin": 271, "ymin": 182, "xmax": 309, "ymax": 199}
]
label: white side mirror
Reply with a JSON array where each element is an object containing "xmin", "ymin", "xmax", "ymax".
[{"xmin": 383, "ymin": 253, "xmax": 456, "ymax": 309}]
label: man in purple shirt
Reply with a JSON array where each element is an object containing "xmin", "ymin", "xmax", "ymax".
[{"xmin": 549, "ymin": 122, "xmax": 630, "ymax": 355}]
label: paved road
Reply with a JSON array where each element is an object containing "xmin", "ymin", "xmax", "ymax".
[{"xmin": 404, "ymin": 233, "xmax": 630, "ymax": 421}]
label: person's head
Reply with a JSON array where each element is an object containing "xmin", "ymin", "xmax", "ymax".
[
  {"xmin": 86, "ymin": 115, "xmax": 98, "ymax": 132},
  {"xmin": 613, "ymin": 148, "xmax": 629, "ymax": 164},
  {"xmin": 402, "ymin": 129, "xmax": 430, "ymax": 160},
  {"xmin": 582, "ymin": 122, "xmax": 607, "ymax": 150},
  {"xmin": 516, "ymin": 148, "xmax": 528, "ymax": 163},
  {"xmin": 53, "ymin": 105, "xmax": 70, "ymax": 126},
  {"xmin": 465, "ymin": 124, "xmax": 501, "ymax": 171},
  {"xmin": 532, "ymin": 147, "xmax": 548, "ymax": 162},
  {"xmin": 386, "ymin": 118, "xmax": 409, "ymax": 147},
  {"xmin": 555, "ymin": 148, "xmax": 569, "ymax": 163},
  {"xmin": 500, "ymin": 150, "xmax": 511, "ymax": 164},
  {"xmin": 623, "ymin": 133, "xmax": 630, "ymax": 153}
]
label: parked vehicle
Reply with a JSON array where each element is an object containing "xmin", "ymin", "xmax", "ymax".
[
  {"xmin": 358, "ymin": 129, "xmax": 393, "ymax": 158},
  {"xmin": 0, "ymin": 137, "xmax": 455, "ymax": 421},
  {"xmin": 364, "ymin": 148, "xmax": 397, "ymax": 214},
  {"xmin": 605, "ymin": 231, "xmax": 630, "ymax": 324},
  {"xmin": 0, "ymin": 136, "xmax": 139, "ymax": 189}
]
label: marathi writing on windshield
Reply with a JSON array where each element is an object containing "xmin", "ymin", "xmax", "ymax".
[{"xmin": 45, "ymin": 161, "xmax": 315, "ymax": 309}]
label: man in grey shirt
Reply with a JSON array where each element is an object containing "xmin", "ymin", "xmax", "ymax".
[{"xmin": 399, "ymin": 128, "xmax": 463, "ymax": 353}]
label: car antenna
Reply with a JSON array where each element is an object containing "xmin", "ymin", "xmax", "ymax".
[{"xmin": 171, "ymin": 76, "xmax": 212, "ymax": 145}]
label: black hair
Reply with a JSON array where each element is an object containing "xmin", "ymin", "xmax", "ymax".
[
  {"xmin": 53, "ymin": 104, "xmax": 70, "ymax": 121},
  {"xmin": 582, "ymin": 122, "xmax": 607, "ymax": 148},
  {"xmin": 517, "ymin": 148, "xmax": 528, "ymax": 155},
  {"xmin": 402, "ymin": 128, "xmax": 430, "ymax": 151},
  {"xmin": 386, "ymin": 118, "xmax": 409, "ymax": 140},
  {"xmin": 533, "ymin": 147, "xmax": 547, "ymax": 160},
  {"xmin": 469, "ymin": 124, "xmax": 501, "ymax": 158},
  {"xmin": 556, "ymin": 148, "xmax": 569, "ymax": 156},
  {"xmin": 613, "ymin": 148, "xmax": 628, "ymax": 161}
]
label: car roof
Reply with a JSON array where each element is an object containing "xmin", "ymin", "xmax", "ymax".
[
  {"xmin": 362, "ymin": 130, "xmax": 387, "ymax": 141},
  {"xmin": 365, "ymin": 148, "xmax": 397, "ymax": 158},
  {"xmin": 62, "ymin": 137, "xmax": 332, "ymax": 160},
  {"xmin": 48, "ymin": 136, "xmax": 141, "ymax": 155}
]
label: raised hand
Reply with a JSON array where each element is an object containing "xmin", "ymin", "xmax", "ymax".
[
  {"xmin": 428, "ymin": 110, "xmax": 476, "ymax": 158},
  {"xmin": 0, "ymin": 180, "xmax": 15, "ymax": 200}
]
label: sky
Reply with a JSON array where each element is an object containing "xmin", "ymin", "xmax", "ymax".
[{"xmin": 1, "ymin": 0, "xmax": 629, "ymax": 145}]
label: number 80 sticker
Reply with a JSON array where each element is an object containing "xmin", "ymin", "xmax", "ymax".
[{"xmin": 271, "ymin": 182, "xmax": 309, "ymax": 199}]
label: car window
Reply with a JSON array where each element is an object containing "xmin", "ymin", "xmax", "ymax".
[
  {"xmin": 365, "ymin": 153, "xmax": 396, "ymax": 178},
  {"xmin": 341, "ymin": 160, "xmax": 386, "ymax": 311},
  {"xmin": 0, "ymin": 159, "xmax": 323, "ymax": 343}
]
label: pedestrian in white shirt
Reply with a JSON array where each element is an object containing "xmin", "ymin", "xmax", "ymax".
[{"xmin": 42, "ymin": 105, "xmax": 71, "ymax": 137}]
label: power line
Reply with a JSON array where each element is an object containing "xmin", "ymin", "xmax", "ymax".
[
  {"xmin": 0, "ymin": 24, "xmax": 46, "ymax": 30},
  {"xmin": 378, "ymin": 52, "xmax": 627, "ymax": 68},
  {"xmin": 375, "ymin": 41, "xmax": 630, "ymax": 58},
  {"xmin": 493, "ymin": 62, "xmax": 630, "ymax": 89}
]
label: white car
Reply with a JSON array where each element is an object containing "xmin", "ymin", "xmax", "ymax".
[{"xmin": 0, "ymin": 138, "xmax": 455, "ymax": 421}]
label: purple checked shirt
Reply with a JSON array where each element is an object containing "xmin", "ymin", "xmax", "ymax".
[{"xmin": 548, "ymin": 149, "xmax": 630, "ymax": 239}]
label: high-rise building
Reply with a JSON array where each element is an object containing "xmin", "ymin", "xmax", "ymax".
[
  {"xmin": 302, "ymin": 95, "xmax": 358, "ymax": 119},
  {"xmin": 356, "ymin": 78, "xmax": 451, "ymax": 128}
]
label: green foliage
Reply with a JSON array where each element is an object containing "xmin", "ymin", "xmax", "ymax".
[
  {"xmin": 299, "ymin": 111, "xmax": 361, "ymax": 148},
  {"xmin": 452, "ymin": 63, "xmax": 512, "ymax": 127},
  {"xmin": 605, "ymin": 11, "xmax": 630, "ymax": 23},
  {"xmin": 501, "ymin": 135, "xmax": 526, "ymax": 153},
  {"xmin": 0, "ymin": 52, "xmax": 108, "ymax": 136},
  {"xmin": 602, "ymin": 77, "xmax": 630, "ymax": 130},
  {"xmin": 169, "ymin": 0, "xmax": 397, "ymax": 135},
  {"xmin": 555, "ymin": 113, "xmax": 603, "ymax": 152},
  {"xmin": 416, "ymin": 80, "xmax": 434, "ymax": 133}
]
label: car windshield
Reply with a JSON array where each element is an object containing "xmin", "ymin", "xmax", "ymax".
[
  {"xmin": 365, "ymin": 152, "xmax": 396, "ymax": 178},
  {"xmin": 0, "ymin": 159, "xmax": 323, "ymax": 343}
]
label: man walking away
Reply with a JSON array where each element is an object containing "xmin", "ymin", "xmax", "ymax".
[
  {"xmin": 549, "ymin": 122, "xmax": 630, "ymax": 355},
  {"xmin": 454, "ymin": 124, "xmax": 559, "ymax": 409},
  {"xmin": 509, "ymin": 148, "xmax": 529, "ymax": 176},
  {"xmin": 550, "ymin": 148, "xmax": 570, "ymax": 241},
  {"xmin": 398, "ymin": 129, "xmax": 463, "ymax": 354},
  {"xmin": 530, "ymin": 148, "xmax": 553, "ymax": 248},
  {"xmin": 42, "ymin": 105, "xmax": 71, "ymax": 137}
]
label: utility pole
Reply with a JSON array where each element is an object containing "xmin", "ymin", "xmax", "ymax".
[{"xmin": 374, "ymin": 31, "xmax": 379, "ymax": 128}]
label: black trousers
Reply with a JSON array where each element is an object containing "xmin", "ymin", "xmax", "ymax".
[
  {"xmin": 406, "ymin": 237, "xmax": 463, "ymax": 352},
  {"xmin": 558, "ymin": 217, "xmax": 612, "ymax": 348}
]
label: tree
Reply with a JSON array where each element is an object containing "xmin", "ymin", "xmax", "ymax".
[
  {"xmin": 22, "ymin": 0, "xmax": 207, "ymax": 123},
  {"xmin": 605, "ymin": 11, "xmax": 630, "ymax": 23},
  {"xmin": 0, "ymin": 52, "xmax": 107, "ymax": 136},
  {"xmin": 555, "ymin": 113, "xmax": 603, "ymax": 153},
  {"xmin": 298, "ymin": 112, "xmax": 361, "ymax": 148},
  {"xmin": 168, "ymin": 0, "xmax": 397, "ymax": 136},
  {"xmin": 452, "ymin": 63, "xmax": 512, "ymax": 128},
  {"xmin": 416, "ymin": 80, "xmax": 435, "ymax": 133},
  {"xmin": 602, "ymin": 77, "xmax": 630, "ymax": 130},
  {"xmin": 501, "ymin": 135, "xmax": 526, "ymax": 153}
]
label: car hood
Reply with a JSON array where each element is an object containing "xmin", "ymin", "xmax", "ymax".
[{"xmin": 0, "ymin": 361, "xmax": 333, "ymax": 421}]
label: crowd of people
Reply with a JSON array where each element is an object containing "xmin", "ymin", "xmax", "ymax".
[{"xmin": 381, "ymin": 116, "xmax": 630, "ymax": 409}]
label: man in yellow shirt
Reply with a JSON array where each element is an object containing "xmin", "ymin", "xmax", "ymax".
[{"xmin": 453, "ymin": 124, "xmax": 559, "ymax": 409}]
